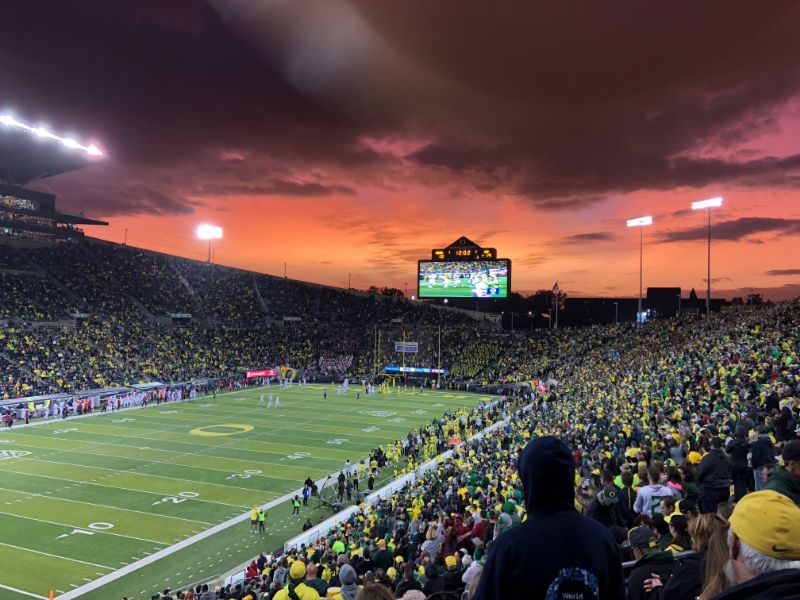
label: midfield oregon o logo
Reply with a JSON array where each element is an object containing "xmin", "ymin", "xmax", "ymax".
[{"xmin": 190, "ymin": 423, "xmax": 254, "ymax": 437}]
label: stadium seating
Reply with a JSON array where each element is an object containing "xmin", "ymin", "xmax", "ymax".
[
  {"xmin": 0, "ymin": 239, "xmax": 479, "ymax": 398},
  {"xmin": 1, "ymin": 238, "xmax": 799, "ymax": 600}
]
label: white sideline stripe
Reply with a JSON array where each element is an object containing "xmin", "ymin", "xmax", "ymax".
[
  {"xmin": 0, "ymin": 541, "xmax": 114, "ymax": 569},
  {"xmin": 0, "ymin": 582, "xmax": 47, "ymax": 599},
  {"xmin": 0, "ymin": 385, "xmax": 267, "ymax": 432},
  {"xmin": 56, "ymin": 483, "xmax": 303, "ymax": 600}
]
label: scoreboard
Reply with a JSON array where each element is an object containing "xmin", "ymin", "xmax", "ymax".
[
  {"xmin": 418, "ymin": 236, "xmax": 510, "ymax": 299},
  {"xmin": 432, "ymin": 236, "xmax": 496, "ymax": 261}
]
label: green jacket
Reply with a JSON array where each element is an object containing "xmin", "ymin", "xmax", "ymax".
[{"xmin": 764, "ymin": 468, "xmax": 800, "ymax": 506}]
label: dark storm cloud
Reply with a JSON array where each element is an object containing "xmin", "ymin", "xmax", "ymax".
[
  {"xmin": 190, "ymin": 179, "xmax": 356, "ymax": 197},
  {"xmin": 563, "ymin": 232, "xmax": 616, "ymax": 243},
  {"xmin": 343, "ymin": 0, "xmax": 800, "ymax": 204},
  {"xmin": 766, "ymin": 268, "xmax": 800, "ymax": 276},
  {"xmin": 517, "ymin": 254, "xmax": 549, "ymax": 267},
  {"xmin": 47, "ymin": 178, "xmax": 199, "ymax": 217},
  {"xmin": 4, "ymin": 0, "xmax": 800, "ymax": 216},
  {"xmin": 659, "ymin": 217, "xmax": 800, "ymax": 242}
]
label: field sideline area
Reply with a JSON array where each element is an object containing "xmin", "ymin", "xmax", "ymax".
[{"xmin": 0, "ymin": 385, "xmax": 486, "ymax": 599}]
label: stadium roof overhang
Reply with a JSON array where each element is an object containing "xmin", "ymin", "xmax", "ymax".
[
  {"xmin": 55, "ymin": 211, "xmax": 108, "ymax": 226},
  {"xmin": 0, "ymin": 117, "xmax": 102, "ymax": 185}
]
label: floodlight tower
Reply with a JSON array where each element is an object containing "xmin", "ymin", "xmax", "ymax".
[
  {"xmin": 691, "ymin": 197, "xmax": 723, "ymax": 315},
  {"xmin": 196, "ymin": 224, "xmax": 223, "ymax": 263},
  {"xmin": 626, "ymin": 215, "xmax": 653, "ymax": 319}
]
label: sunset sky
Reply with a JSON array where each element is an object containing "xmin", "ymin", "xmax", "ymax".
[{"xmin": 3, "ymin": 1, "xmax": 800, "ymax": 299}]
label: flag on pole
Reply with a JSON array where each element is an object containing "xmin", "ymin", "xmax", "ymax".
[{"xmin": 552, "ymin": 281, "xmax": 560, "ymax": 292}]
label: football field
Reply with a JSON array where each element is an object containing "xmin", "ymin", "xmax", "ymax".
[
  {"xmin": 419, "ymin": 275, "xmax": 508, "ymax": 298},
  {"xmin": 0, "ymin": 385, "xmax": 485, "ymax": 599}
]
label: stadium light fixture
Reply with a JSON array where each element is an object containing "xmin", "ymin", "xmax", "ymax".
[
  {"xmin": 0, "ymin": 112, "xmax": 104, "ymax": 157},
  {"xmin": 196, "ymin": 224, "xmax": 223, "ymax": 263},
  {"xmin": 32, "ymin": 127, "xmax": 58, "ymax": 140},
  {"xmin": 692, "ymin": 196, "xmax": 724, "ymax": 315},
  {"xmin": 626, "ymin": 216, "xmax": 653, "ymax": 227},
  {"xmin": 626, "ymin": 215, "xmax": 653, "ymax": 318},
  {"xmin": 691, "ymin": 197, "xmax": 723, "ymax": 210}
]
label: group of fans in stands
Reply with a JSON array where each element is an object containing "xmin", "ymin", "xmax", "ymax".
[
  {"xmin": 2, "ymin": 240, "xmax": 800, "ymax": 599},
  {"xmin": 0, "ymin": 240, "xmax": 473, "ymax": 399}
]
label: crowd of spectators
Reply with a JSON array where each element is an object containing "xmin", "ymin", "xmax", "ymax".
[
  {"xmin": 167, "ymin": 301, "xmax": 800, "ymax": 600},
  {"xmin": 0, "ymin": 272, "xmax": 77, "ymax": 320},
  {"xmin": 0, "ymin": 239, "xmax": 482, "ymax": 398}
]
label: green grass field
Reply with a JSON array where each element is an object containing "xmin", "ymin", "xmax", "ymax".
[
  {"xmin": 418, "ymin": 276, "xmax": 508, "ymax": 298},
  {"xmin": 0, "ymin": 385, "xmax": 485, "ymax": 600}
]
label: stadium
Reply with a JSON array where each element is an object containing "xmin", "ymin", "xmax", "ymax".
[{"xmin": 2, "ymin": 3, "xmax": 800, "ymax": 600}]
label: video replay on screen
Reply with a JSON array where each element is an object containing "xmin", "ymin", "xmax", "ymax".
[{"xmin": 418, "ymin": 259, "xmax": 510, "ymax": 298}]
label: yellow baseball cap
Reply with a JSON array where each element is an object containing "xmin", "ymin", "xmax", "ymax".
[
  {"xmin": 729, "ymin": 491, "xmax": 800, "ymax": 560},
  {"xmin": 290, "ymin": 560, "xmax": 307, "ymax": 579},
  {"xmin": 445, "ymin": 555, "xmax": 458, "ymax": 568}
]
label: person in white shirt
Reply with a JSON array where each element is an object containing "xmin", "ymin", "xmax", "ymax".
[{"xmin": 633, "ymin": 465, "xmax": 680, "ymax": 516}]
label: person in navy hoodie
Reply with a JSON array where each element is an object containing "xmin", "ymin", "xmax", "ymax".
[{"xmin": 474, "ymin": 436, "xmax": 624, "ymax": 600}]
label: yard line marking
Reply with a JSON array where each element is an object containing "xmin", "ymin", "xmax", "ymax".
[
  {"xmin": 1, "ymin": 469, "xmax": 249, "ymax": 509},
  {"xmin": 9, "ymin": 435, "xmax": 332, "ymax": 479},
  {"xmin": 0, "ymin": 486, "xmax": 213, "ymax": 526},
  {"xmin": 3, "ymin": 389, "xmax": 484, "ymax": 598},
  {"xmin": 88, "ymin": 413, "xmax": 417, "ymax": 447},
  {"xmin": 14, "ymin": 456, "xmax": 276, "ymax": 494},
  {"xmin": 8, "ymin": 399, "xmax": 456, "ymax": 468},
  {"xmin": 56, "ymin": 461, "xmax": 351, "ymax": 599},
  {"xmin": 0, "ymin": 511, "xmax": 168, "ymax": 545},
  {"xmin": 0, "ymin": 541, "xmax": 114, "ymax": 569},
  {"xmin": 76, "ymin": 422, "xmax": 366, "ymax": 465},
  {"xmin": 0, "ymin": 582, "xmax": 48, "ymax": 599}
]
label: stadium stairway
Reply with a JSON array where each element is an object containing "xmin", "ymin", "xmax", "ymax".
[
  {"xmin": 125, "ymin": 292, "xmax": 155, "ymax": 320},
  {"xmin": 173, "ymin": 263, "xmax": 206, "ymax": 319},
  {"xmin": 0, "ymin": 350, "xmax": 33, "ymax": 378},
  {"xmin": 29, "ymin": 257, "xmax": 84, "ymax": 311},
  {"xmin": 250, "ymin": 271, "xmax": 270, "ymax": 323}
]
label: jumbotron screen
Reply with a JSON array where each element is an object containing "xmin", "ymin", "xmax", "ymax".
[{"xmin": 418, "ymin": 259, "xmax": 510, "ymax": 298}]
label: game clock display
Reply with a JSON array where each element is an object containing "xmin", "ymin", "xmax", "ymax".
[{"xmin": 417, "ymin": 259, "xmax": 510, "ymax": 298}]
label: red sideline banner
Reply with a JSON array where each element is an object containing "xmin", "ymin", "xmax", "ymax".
[{"xmin": 246, "ymin": 369, "xmax": 277, "ymax": 379}]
